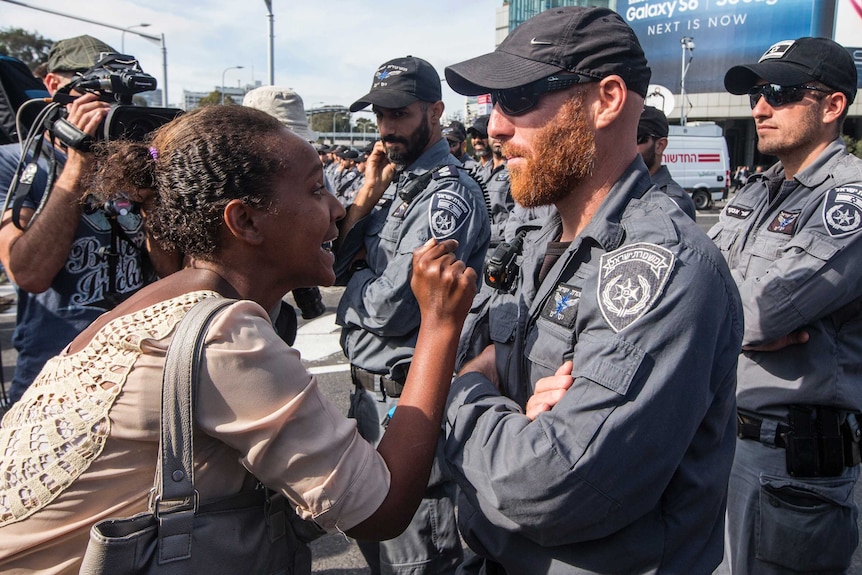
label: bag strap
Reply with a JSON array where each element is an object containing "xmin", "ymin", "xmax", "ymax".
[{"xmin": 155, "ymin": 296, "xmax": 235, "ymax": 564}]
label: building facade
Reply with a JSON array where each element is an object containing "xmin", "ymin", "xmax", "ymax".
[{"xmin": 475, "ymin": 0, "xmax": 862, "ymax": 172}]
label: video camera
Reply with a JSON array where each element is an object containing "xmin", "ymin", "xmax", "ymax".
[
  {"xmin": 3, "ymin": 52, "xmax": 182, "ymax": 230},
  {"xmin": 46, "ymin": 52, "xmax": 183, "ymax": 150}
]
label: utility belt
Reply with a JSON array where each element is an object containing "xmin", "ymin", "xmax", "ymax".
[
  {"xmin": 737, "ymin": 406, "xmax": 862, "ymax": 477},
  {"xmin": 350, "ymin": 365, "xmax": 406, "ymax": 398}
]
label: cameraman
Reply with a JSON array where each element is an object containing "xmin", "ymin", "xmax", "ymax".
[{"xmin": 0, "ymin": 35, "xmax": 181, "ymax": 404}]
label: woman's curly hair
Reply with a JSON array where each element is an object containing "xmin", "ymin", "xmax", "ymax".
[{"xmin": 88, "ymin": 105, "xmax": 291, "ymax": 259}]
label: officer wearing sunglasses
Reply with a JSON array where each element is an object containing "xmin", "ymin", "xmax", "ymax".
[
  {"xmin": 441, "ymin": 6, "xmax": 743, "ymax": 574},
  {"xmin": 715, "ymin": 37, "xmax": 862, "ymax": 575}
]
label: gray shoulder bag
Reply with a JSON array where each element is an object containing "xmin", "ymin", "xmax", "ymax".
[{"xmin": 80, "ymin": 297, "xmax": 317, "ymax": 575}]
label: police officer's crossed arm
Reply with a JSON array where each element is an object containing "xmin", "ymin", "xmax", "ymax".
[{"xmin": 458, "ymin": 345, "xmax": 574, "ymax": 421}]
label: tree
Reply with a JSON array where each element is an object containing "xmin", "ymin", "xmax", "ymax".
[
  {"xmin": 196, "ymin": 90, "xmax": 237, "ymax": 108},
  {"xmin": 354, "ymin": 117, "xmax": 377, "ymax": 135},
  {"xmin": 309, "ymin": 110, "xmax": 350, "ymax": 133},
  {"xmin": 0, "ymin": 27, "xmax": 53, "ymax": 70}
]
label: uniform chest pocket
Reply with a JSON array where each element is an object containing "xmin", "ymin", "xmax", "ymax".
[
  {"xmin": 381, "ymin": 205, "xmax": 431, "ymax": 254},
  {"xmin": 708, "ymin": 225, "xmax": 739, "ymax": 254},
  {"xmin": 749, "ymin": 231, "xmax": 793, "ymax": 261},
  {"xmin": 526, "ymin": 314, "xmax": 578, "ymax": 372},
  {"xmin": 489, "ymin": 300, "xmax": 518, "ymax": 344}
]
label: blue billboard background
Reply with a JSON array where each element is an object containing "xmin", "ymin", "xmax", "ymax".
[{"xmin": 621, "ymin": 0, "xmax": 828, "ymax": 94}]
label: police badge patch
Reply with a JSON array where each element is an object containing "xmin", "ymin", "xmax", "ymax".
[
  {"xmin": 541, "ymin": 283, "xmax": 580, "ymax": 328},
  {"xmin": 767, "ymin": 210, "xmax": 800, "ymax": 235},
  {"xmin": 429, "ymin": 190, "xmax": 471, "ymax": 239},
  {"xmin": 822, "ymin": 185, "xmax": 862, "ymax": 238},
  {"xmin": 597, "ymin": 242, "xmax": 675, "ymax": 333}
]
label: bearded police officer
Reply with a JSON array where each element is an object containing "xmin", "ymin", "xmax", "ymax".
[
  {"xmin": 442, "ymin": 7, "xmax": 743, "ymax": 573},
  {"xmin": 335, "ymin": 55, "xmax": 489, "ymax": 575},
  {"xmin": 714, "ymin": 37, "xmax": 862, "ymax": 575},
  {"xmin": 637, "ymin": 106, "xmax": 696, "ymax": 220}
]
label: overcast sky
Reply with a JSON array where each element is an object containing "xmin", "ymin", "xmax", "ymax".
[{"xmin": 2, "ymin": 0, "xmax": 502, "ymax": 121}]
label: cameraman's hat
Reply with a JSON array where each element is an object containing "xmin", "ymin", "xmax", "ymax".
[
  {"xmin": 350, "ymin": 56, "xmax": 441, "ymax": 112},
  {"xmin": 242, "ymin": 86, "xmax": 318, "ymax": 143},
  {"xmin": 47, "ymin": 35, "xmax": 117, "ymax": 73},
  {"xmin": 724, "ymin": 37, "xmax": 857, "ymax": 104},
  {"xmin": 445, "ymin": 7, "xmax": 650, "ymax": 98}
]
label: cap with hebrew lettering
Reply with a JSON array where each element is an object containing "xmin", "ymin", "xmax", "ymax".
[
  {"xmin": 445, "ymin": 6, "xmax": 650, "ymax": 98},
  {"xmin": 724, "ymin": 37, "xmax": 857, "ymax": 104},
  {"xmin": 47, "ymin": 35, "xmax": 117, "ymax": 73},
  {"xmin": 350, "ymin": 56, "xmax": 442, "ymax": 112}
]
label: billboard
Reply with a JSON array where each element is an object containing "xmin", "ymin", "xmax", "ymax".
[
  {"xmin": 620, "ymin": 0, "xmax": 833, "ymax": 93},
  {"xmin": 834, "ymin": 0, "xmax": 862, "ymax": 84}
]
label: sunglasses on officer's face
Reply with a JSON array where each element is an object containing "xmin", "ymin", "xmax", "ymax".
[
  {"xmin": 491, "ymin": 73, "xmax": 597, "ymax": 116},
  {"xmin": 637, "ymin": 133, "xmax": 659, "ymax": 145},
  {"xmin": 747, "ymin": 83, "xmax": 834, "ymax": 109}
]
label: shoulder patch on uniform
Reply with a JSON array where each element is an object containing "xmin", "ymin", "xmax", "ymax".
[
  {"xmin": 429, "ymin": 190, "xmax": 472, "ymax": 239},
  {"xmin": 541, "ymin": 283, "xmax": 580, "ymax": 328},
  {"xmin": 767, "ymin": 210, "xmax": 800, "ymax": 235},
  {"xmin": 495, "ymin": 171, "xmax": 510, "ymax": 182},
  {"xmin": 598, "ymin": 242, "xmax": 675, "ymax": 333},
  {"xmin": 432, "ymin": 165, "xmax": 459, "ymax": 180},
  {"xmin": 822, "ymin": 185, "xmax": 862, "ymax": 238},
  {"xmin": 725, "ymin": 204, "xmax": 753, "ymax": 220}
]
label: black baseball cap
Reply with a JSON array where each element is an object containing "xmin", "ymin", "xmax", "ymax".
[
  {"xmin": 724, "ymin": 37, "xmax": 857, "ymax": 104},
  {"xmin": 445, "ymin": 7, "xmax": 650, "ymax": 98},
  {"xmin": 337, "ymin": 148, "xmax": 360, "ymax": 160},
  {"xmin": 442, "ymin": 120, "xmax": 467, "ymax": 143},
  {"xmin": 467, "ymin": 116, "xmax": 489, "ymax": 138},
  {"xmin": 350, "ymin": 56, "xmax": 442, "ymax": 112},
  {"xmin": 638, "ymin": 106, "xmax": 669, "ymax": 139}
]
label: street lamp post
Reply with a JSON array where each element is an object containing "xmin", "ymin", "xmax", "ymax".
[
  {"xmin": 121, "ymin": 23, "xmax": 150, "ymax": 53},
  {"xmin": 263, "ymin": 0, "xmax": 274, "ymax": 85},
  {"xmin": 0, "ymin": 0, "xmax": 170, "ymax": 107},
  {"xmin": 221, "ymin": 65, "xmax": 244, "ymax": 105},
  {"xmin": 680, "ymin": 36, "xmax": 695, "ymax": 127}
]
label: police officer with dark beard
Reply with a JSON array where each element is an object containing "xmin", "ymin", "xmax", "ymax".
[{"xmin": 334, "ymin": 55, "xmax": 489, "ymax": 575}]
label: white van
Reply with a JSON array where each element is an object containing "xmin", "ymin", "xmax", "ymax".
[{"xmin": 663, "ymin": 123, "xmax": 730, "ymax": 210}]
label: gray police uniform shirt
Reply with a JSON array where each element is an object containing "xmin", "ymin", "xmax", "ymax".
[
  {"xmin": 480, "ymin": 161, "xmax": 514, "ymax": 247},
  {"xmin": 709, "ymin": 137, "xmax": 862, "ymax": 419},
  {"xmin": 335, "ymin": 138, "xmax": 490, "ymax": 378},
  {"xmin": 446, "ymin": 158, "xmax": 743, "ymax": 574},
  {"xmin": 651, "ymin": 164, "xmax": 696, "ymax": 221}
]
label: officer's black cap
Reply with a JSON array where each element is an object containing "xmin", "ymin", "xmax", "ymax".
[
  {"xmin": 442, "ymin": 120, "xmax": 467, "ymax": 143},
  {"xmin": 467, "ymin": 116, "xmax": 489, "ymax": 138},
  {"xmin": 638, "ymin": 106, "xmax": 668, "ymax": 139},
  {"xmin": 350, "ymin": 56, "xmax": 442, "ymax": 113},
  {"xmin": 337, "ymin": 148, "xmax": 360, "ymax": 160},
  {"xmin": 724, "ymin": 37, "xmax": 857, "ymax": 104},
  {"xmin": 445, "ymin": 7, "xmax": 650, "ymax": 98}
]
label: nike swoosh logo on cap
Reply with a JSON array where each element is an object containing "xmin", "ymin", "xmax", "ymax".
[{"xmin": 530, "ymin": 38, "xmax": 553, "ymax": 45}]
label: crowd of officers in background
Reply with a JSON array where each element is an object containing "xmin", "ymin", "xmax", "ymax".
[{"xmin": 317, "ymin": 115, "xmax": 520, "ymax": 250}]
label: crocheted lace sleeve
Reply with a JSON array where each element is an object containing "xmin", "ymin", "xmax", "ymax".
[{"xmin": 0, "ymin": 290, "xmax": 219, "ymax": 526}]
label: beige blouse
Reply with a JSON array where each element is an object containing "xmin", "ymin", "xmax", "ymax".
[{"xmin": 0, "ymin": 291, "xmax": 389, "ymax": 574}]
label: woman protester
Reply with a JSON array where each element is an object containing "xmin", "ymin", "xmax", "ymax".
[{"xmin": 0, "ymin": 105, "xmax": 477, "ymax": 573}]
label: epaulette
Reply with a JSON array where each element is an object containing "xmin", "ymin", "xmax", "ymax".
[{"xmin": 432, "ymin": 164, "xmax": 459, "ymax": 180}]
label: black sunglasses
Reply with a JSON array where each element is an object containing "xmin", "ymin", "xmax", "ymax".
[
  {"xmin": 491, "ymin": 73, "xmax": 596, "ymax": 116},
  {"xmin": 637, "ymin": 133, "xmax": 660, "ymax": 145},
  {"xmin": 748, "ymin": 83, "xmax": 833, "ymax": 109}
]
